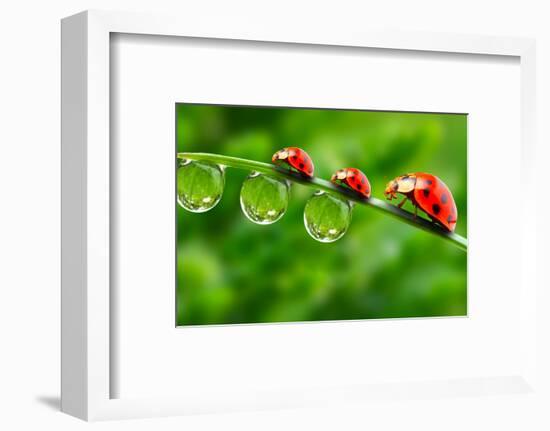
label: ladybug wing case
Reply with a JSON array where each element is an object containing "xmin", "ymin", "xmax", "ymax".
[
  {"xmin": 413, "ymin": 174, "xmax": 457, "ymax": 231},
  {"xmin": 287, "ymin": 148, "xmax": 314, "ymax": 177}
]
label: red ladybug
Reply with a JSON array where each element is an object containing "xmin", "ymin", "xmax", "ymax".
[
  {"xmin": 271, "ymin": 147, "xmax": 314, "ymax": 178},
  {"xmin": 331, "ymin": 168, "xmax": 371, "ymax": 198},
  {"xmin": 384, "ymin": 173, "xmax": 457, "ymax": 232}
]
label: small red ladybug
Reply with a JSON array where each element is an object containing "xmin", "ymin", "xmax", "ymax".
[
  {"xmin": 331, "ymin": 168, "xmax": 371, "ymax": 198},
  {"xmin": 271, "ymin": 147, "xmax": 314, "ymax": 178},
  {"xmin": 384, "ymin": 173, "xmax": 457, "ymax": 232}
]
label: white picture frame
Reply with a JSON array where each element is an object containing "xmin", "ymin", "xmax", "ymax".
[{"xmin": 61, "ymin": 9, "xmax": 540, "ymax": 421}]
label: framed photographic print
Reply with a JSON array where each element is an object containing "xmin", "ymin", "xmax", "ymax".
[{"xmin": 61, "ymin": 10, "xmax": 541, "ymax": 421}]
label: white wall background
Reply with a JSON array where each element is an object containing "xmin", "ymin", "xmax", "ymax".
[{"xmin": 0, "ymin": 0, "xmax": 548, "ymax": 430}]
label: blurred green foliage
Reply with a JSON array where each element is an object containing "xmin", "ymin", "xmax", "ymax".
[{"xmin": 176, "ymin": 104, "xmax": 467, "ymax": 325}]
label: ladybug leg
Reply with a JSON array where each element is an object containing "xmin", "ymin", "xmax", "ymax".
[{"xmin": 397, "ymin": 197, "xmax": 408, "ymax": 208}]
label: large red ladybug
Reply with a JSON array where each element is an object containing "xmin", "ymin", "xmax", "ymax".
[
  {"xmin": 271, "ymin": 147, "xmax": 314, "ymax": 178},
  {"xmin": 384, "ymin": 173, "xmax": 457, "ymax": 232},
  {"xmin": 331, "ymin": 168, "xmax": 371, "ymax": 198}
]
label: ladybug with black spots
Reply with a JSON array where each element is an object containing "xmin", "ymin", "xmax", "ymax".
[
  {"xmin": 384, "ymin": 173, "xmax": 457, "ymax": 232},
  {"xmin": 331, "ymin": 168, "xmax": 371, "ymax": 198},
  {"xmin": 271, "ymin": 147, "xmax": 314, "ymax": 178}
]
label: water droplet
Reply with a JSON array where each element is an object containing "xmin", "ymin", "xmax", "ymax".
[
  {"xmin": 303, "ymin": 191, "xmax": 352, "ymax": 243},
  {"xmin": 240, "ymin": 173, "xmax": 290, "ymax": 225},
  {"xmin": 177, "ymin": 160, "xmax": 225, "ymax": 213}
]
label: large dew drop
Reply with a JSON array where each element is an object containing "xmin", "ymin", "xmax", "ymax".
[
  {"xmin": 177, "ymin": 160, "xmax": 225, "ymax": 213},
  {"xmin": 240, "ymin": 172, "xmax": 290, "ymax": 225},
  {"xmin": 303, "ymin": 191, "xmax": 352, "ymax": 243}
]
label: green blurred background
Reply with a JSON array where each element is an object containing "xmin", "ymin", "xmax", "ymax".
[{"xmin": 176, "ymin": 104, "xmax": 467, "ymax": 326}]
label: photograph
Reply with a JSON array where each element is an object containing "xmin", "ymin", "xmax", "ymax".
[{"xmin": 176, "ymin": 103, "xmax": 467, "ymax": 326}]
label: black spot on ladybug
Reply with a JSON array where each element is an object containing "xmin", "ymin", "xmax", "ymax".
[
  {"xmin": 423, "ymin": 189, "xmax": 430, "ymax": 197},
  {"xmin": 441, "ymin": 193, "xmax": 448, "ymax": 204},
  {"xmin": 426, "ymin": 179, "xmax": 433, "ymax": 185},
  {"xmin": 299, "ymin": 163, "xmax": 304, "ymax": 169},
  {"xmin": 361, "ymin": 178, "xmax": 365, "ymax": 184},
  {"xmin": 447, "ymin": 215, "xmax": 453, "ymax": 223},
  {"xmin": 432, "ymin": 204, "xmax": 441, "ymax": 214}
]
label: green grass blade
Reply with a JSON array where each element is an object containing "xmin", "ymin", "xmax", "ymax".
[{"xmin": 177, "ymin": 152, "xmax": 468, "ymax": 252}]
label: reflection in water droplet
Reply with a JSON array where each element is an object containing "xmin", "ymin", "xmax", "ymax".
[
  {"xmin": 303, "ymin": 191, "xmax": 352, "ymax": 243},
  {"xmin": 177, "ymin": 160, "xmax": 225, "ymax": 213},
  {"xmin": 240, "ymin": 173, "xmax": 290, "ymax": 225}
]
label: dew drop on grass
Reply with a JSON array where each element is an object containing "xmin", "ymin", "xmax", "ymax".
[
  {"xmin": 303, "ymin": 191, "xmax": 352, "ymax": 243},
  {"xmin": 177, "ymin": 160, "xmax": 225, "ymax": 213},
  {"xmin": 240, "ymin": 172, "xmax": 290, "ymax": 225}
]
